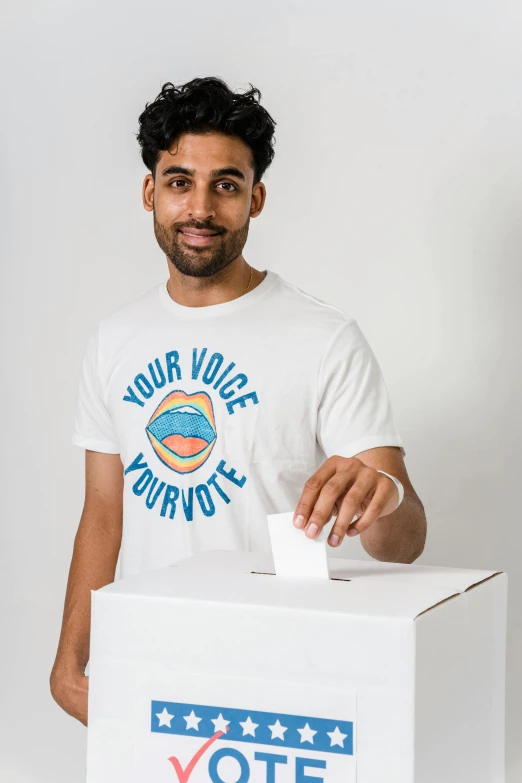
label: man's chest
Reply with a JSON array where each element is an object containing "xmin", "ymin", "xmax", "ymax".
[{"xmin": 105, "ymin": 333, "xmax": 323, "ymax": 480}]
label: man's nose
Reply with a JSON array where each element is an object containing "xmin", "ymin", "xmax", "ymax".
[{"xmin": 187, "ymin": 187, "xmax": 217, "ymax": 221}]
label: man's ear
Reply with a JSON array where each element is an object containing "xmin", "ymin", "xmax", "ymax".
[{"xmin": 142, "ymin": 173, "xmax": 154, "ymax": 212}]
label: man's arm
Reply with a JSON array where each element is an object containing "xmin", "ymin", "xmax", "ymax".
[
  {"xmin": 294, "ymin": 446, "xmax": 427, "ymax": 564},
  {"xmin": 354, "ymin": 446, "xmax": 426, "ymax": 563},
  {"xmin": 49, "ymin": 450, "xmax": 123, "ymax": 726}
]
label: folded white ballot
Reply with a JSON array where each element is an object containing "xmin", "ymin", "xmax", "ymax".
[{"xmin": 267, "ymin": 510, "xmax": 334, "ymax": 579}]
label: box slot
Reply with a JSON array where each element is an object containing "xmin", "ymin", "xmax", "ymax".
[{"xmin": 250, "ymin": 571, "xmax": 351, "ymax": 582}]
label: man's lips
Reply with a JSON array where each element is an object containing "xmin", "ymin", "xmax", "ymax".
[{"xmin": 178, "ymin": 230, "xmax": 221, "ymax": 246}]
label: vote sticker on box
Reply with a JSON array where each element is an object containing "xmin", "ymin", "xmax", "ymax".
[{"xmin": 150, "ymin": 698, "xmax": 354, "ymax": 782}]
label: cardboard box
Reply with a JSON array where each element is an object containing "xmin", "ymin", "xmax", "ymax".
[{"xmin": 87, "ymin": 550, "xmax": 507, "ymax": 782}]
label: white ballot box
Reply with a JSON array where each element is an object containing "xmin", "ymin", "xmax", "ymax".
[{"xmin": 87, "ymin": 547, "xmax": 507, "ymax": 783}]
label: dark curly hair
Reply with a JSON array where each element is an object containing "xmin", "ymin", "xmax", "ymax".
[{"xmin": 136, "ymin": 76, "xmax": 277, "ymax": 186}]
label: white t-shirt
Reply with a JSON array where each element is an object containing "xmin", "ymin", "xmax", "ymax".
[{"xmin": 72, "ymin": 269, "xmax": 405, "ymax": 579}]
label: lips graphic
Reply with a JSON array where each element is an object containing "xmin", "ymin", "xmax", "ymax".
[{"xmin": 146, "ymin": 390, "xmax": 217, "ymax": 474}]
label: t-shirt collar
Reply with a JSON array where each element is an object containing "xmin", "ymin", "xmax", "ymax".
[{"xmin": 158, "ymin": 269, "xmax": 277, "ymax": 319}]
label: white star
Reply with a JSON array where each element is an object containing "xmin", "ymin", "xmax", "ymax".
[
  {"xmin": 156, "ymin": 707, "xmax": 174, "ymax": 727},
  {"xmin": 211, "ymin": 713, "xmax": 230, "ymax": 733},
  {"xmin": 327, "ymin": 726, "xmax": 348, "ymax": 747},
  {"xmin": 297, "ymin": 723, "xmax": 317, "ymax": 744},
  {"xmin": 239, "ymin": 716, "xmax": 259, "ymax": 737},
  {"xmin": 183, "ymin": 710, "xmax": 202, "ymax": 731},
  {"xmin": 267, "ymin": 719, "xmax": 288, "ymax": 740}
]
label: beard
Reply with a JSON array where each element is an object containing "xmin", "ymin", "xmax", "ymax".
[{"xmin": 153, "ymin": 212, "xmax": 250, "ymax": 278}]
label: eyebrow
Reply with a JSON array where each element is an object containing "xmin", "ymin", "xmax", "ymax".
[{"xmin": 160, "ymin": 165, "xmax": 246, "ymax": 182}]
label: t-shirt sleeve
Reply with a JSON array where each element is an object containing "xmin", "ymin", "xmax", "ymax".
[
  {"xmin": 71, "ymin": 325, "xmax": 120, "ymax": 454},
  {"xmin": 316, "ymin": 319, "xmax": 406, "ymax": 459}
]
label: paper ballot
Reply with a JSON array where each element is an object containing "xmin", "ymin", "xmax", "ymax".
[{"xmin": 267, "ymin": 511, "xmax": 335, "ymax": 579}]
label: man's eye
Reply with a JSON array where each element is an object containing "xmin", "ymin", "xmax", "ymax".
[{"xmin": 169, "ymin": 180, "xmax": 237, "ymax": 191}]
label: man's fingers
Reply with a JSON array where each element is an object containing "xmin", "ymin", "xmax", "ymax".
[
  {"xmin": 332, "ymin": 484, "xmax": 389, "ymax": 546},
  {"xmin": 347, "ymin": 482, "xmax": 391, "ymax": 536},
  {"xmin": 293, "ymin": 457, "xmax": 349, "ymax": 529},
  {"xmin": 301, "ymin": 470, "xmax": 356, "ymax": 538},
  {"xmin": 327, "ymin": 469, "xmax": 380, "ymax": 546}
]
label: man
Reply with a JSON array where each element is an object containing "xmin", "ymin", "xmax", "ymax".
[{"xmin": 50, "ymin": 76, "xmax": 426, "ymax": 726}]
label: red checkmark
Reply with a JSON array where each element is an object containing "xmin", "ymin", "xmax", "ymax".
[{"xmin": 168, "ymin": 728, "xmax": 228, "ymax": 783}]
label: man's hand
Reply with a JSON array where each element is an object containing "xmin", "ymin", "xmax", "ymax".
[
  {"xmin": 293, "ymin": 455, "xmax": 401, "ymax": 547},
  {"xmin": 50, "ymin": 669, "xmax": 89, "ymax": 727}
]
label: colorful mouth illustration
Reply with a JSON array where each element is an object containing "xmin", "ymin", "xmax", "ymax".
[{"xmin": 146, "ymin": 390, "xmax": 217, "ymax": 474}]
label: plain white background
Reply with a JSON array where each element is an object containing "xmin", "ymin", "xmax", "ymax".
[{"xmin": 1, "ymin": 1, "xmax": 520, "ymax": 780}]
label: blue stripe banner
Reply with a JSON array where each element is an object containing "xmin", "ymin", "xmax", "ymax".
[{"xmin": 151, "ymin": 700, "xmax": 353, "ymax": 756}]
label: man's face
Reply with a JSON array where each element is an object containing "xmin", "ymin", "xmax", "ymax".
[{"xmin": 143, "ymin": 132, "xmax": 265, "ymax": 278}]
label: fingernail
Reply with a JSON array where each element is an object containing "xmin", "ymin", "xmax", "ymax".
[
  {"xmin": 329, "ymin": 534, "xmax": 340, "ymax": 546},
  {"xmin": 306, "ymin": 522, "xmax": 319, "ymax": 537},
  {"xmin": 347, "ymin": 527, "xmax": 359, "ymax": 537},
  {"xmin": 294, "ymin": 514, "xmax": 305, "ymax": 528}
]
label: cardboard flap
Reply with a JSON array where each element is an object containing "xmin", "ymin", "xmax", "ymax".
[{"xmin": 99, "ymin": 550, "xmax": 503, "ymax": 621}]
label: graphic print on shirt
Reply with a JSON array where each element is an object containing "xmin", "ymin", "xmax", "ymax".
[
  {"xmin": 146, "ymin": 390, "xmax": 217, "ymax": 474},
  {"xmin": 122, "ymin": 347, "xmax": 258, "ymax": 524}
]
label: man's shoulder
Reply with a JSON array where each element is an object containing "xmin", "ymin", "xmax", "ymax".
[{"xmin": 274, "ymin": 272, "xmax": 356, "ymax": 336}]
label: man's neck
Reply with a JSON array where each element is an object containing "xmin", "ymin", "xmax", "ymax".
[{"xmin": 166, "ymin": 261, "xmax": 266, "ymax": 308}]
